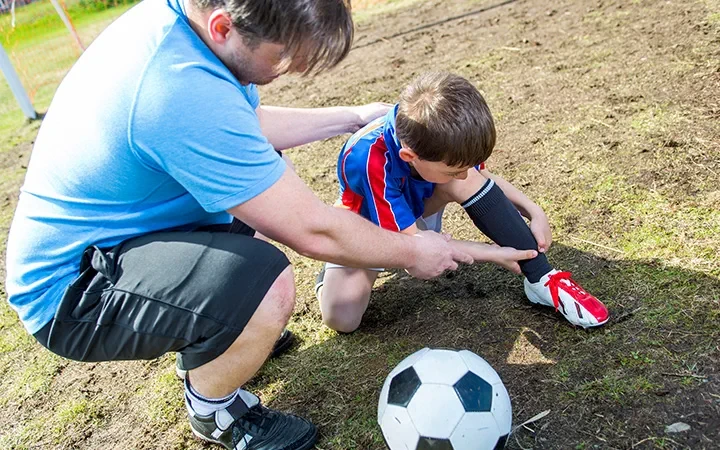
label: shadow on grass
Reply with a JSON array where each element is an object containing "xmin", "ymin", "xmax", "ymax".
[{"xmin": 251, "ymin": 244, "xmax": 719, "ymax": 450}]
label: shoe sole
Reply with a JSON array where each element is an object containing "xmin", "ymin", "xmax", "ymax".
[
  {"xmin": 191, "ymin": 422, "xmax": 319, "ymax": 450},
  {"xmin": 269, "ymin": 330, "xmax": 296, "ymax": 359},
  {"xmin": 525, "ymin": 287, "xmax": 609, "ymax": 329}
]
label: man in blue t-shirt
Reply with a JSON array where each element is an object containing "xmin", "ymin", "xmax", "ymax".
[{"xmin": 4, "ymin": 1, "xmax": 477, "ymax": 448}]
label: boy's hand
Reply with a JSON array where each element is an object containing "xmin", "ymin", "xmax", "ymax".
[
  {"xmin": 487, "ymin": 245, "xmax": 538, "ymax": 274},
  {"xmin": 351, "ymin": 102, "xmax": 393, "ymax": 131},
  {"xmin": 450, "ymin": 240, "xmax": 536, "ymax": 274},
  {"xmin": 529, "ymin": 208, "xmax": 553, "ymax": 252}
]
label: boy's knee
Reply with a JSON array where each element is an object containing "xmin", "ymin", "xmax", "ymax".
[
  {"xmin": 320, "ymin": 291, "xmax": 369, "ymax": 333},
  {"xmin": 322, "ymin": 312, "xmax": 362, "ymax": 334}
]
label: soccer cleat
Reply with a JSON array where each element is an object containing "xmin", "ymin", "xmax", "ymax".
[
  {"xmin": 524, "ymin": 270, "xmax": 609, "ymax": 328},
  {"xmin": 187, "ymin": 390, "xmax": 318, "ymax": 450},
  {"xmin": 176, "ymin": 330, "xmax": 295, "ymax": 380}
]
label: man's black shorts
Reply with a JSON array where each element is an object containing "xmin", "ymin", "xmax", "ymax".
[{"xmin": 33, "ymin": 220, "xmax": 289, "ymax": 371}]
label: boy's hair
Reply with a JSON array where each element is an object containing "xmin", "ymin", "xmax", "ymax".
[
  {"xmin": 191, "ymin": 0, "xmax": 353, "ymax": 75},
  {"xmin": 396, "ymin": 72, "xmax": 496, "ymax": 168}
]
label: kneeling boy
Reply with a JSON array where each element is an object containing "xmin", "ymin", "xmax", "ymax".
[{"xmin": 316, "ymin": 72, "xmax": 609, "ymax": 332}]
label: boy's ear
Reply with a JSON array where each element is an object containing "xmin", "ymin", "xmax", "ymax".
[{"xmin": 398, "ymin": 147, "xmax": 418, "ymax": 163}]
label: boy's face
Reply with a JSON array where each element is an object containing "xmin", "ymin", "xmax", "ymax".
[{"xmin": 399, "ymin": 147, "xmax": 474, "ymax": 184}]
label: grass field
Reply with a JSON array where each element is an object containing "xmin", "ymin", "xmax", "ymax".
[
  {"xmin": 1, "ymin": 0, "xmax": 719, "ymax": 449},
  {"xmin": 0, "ymin": 0, "xmax": 137, "ymax": 144}
]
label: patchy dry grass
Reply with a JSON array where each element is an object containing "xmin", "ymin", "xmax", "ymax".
[{"xmin": 0, "ymin": 0, "xmax": 718, "ymax": 449}]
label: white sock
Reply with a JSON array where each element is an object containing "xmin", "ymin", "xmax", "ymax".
[
  {"xmin": 185, "ymin": 377, "xmax": 235, "ymax": 416},
  {"xmin": 184, "ymin": 376, "xmax": 260, "ymax": 417}
]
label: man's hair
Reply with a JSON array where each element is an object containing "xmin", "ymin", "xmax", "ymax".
[
  {"xmin": 193, "ymin": 0, "xmax": 354, "ymax": 74},
  {"xmin": 396, "ymin": 72, "xmax": 496, "ymax": 168}
]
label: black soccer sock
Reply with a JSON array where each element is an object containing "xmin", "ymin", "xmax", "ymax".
[{"xmin": 462, "ymin": 179, "xmax": 553, "ymax": 283}]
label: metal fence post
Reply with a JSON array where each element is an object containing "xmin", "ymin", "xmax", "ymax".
[{"xmin": 0, "ymin": 43, "xmax": 37, "ymax": 120}]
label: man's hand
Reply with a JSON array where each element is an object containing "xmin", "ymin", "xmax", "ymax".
[
  {"xmin": 405, "ymin": 231, "xmax": 474, "ymax": 280},
  {"xmin": 351, "ymin": 102, "xmax": 394, "ymax": 132},
  {"xmin": 528, "ymin": 208, "xmax": 552, "ymax": 253}
]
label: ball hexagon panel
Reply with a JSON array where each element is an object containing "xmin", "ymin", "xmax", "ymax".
[
  {"xmin": 378, "ymin": 347, "xmax": 430, "ymax": 423},
  {"xmin": 413, "ymin": 349, "xmax": 469, "ymax": 385},
  {"xmin": 449, "ymin": 412, "xmax": 503, "ymax": 450},
  {"xmin": 490, "ymin": 382, "xmax": 512, "ymax": 434},
  {"xmin": 417, "ymin": 436, "xmax": 455, "ymax": 450},
  {"xmin": 457, "ymin": 350, "xmax": 502, "ymax": 385},
  {"xmin": 387, "ymin": 366, "xmax": 422, "ymax": 407},
  {"xmin": 407, "ymin": 384, "xmax": 465, "ymax": 439},
  {"xmin": 453, "ymin": 371, "xmax": 493, "ymax": 412},
  {"xmin": 378, "ymin": 380, "xmax": 390, "ymax": 424},
  {"xmin": 380, "ymin": 348, "xmax": 431, "ymax": 422},
  {"xmin": 380, "ymin": 404, "xmax": 420, "ymax": 450},
  {"xmin": 389, "ymin": 348, "xmax": 431, "ymax": 379}
]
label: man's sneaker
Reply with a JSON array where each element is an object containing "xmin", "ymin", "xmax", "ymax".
[
  {"xmin": 176, "ymin": 330, "xmax": 295, "ymax": 380},
  {"xmin": 187, "ymin": 390, "xmax": 318, "ymax": 450},
  {"xmin": 524, "ymin": 270, "xmax": 609, "ymax": 328}
]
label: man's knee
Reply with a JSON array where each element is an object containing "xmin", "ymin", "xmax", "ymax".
[{"xmin": 261, "ymin": 266, "xmax": 297, "ymax": 326}]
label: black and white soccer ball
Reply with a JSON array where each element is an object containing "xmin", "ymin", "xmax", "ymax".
[{"xmin": 378, "ymin": 348, "xmax": 511, "ymax": 450}]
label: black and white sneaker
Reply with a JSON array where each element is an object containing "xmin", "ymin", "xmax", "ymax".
[
  {"xmin": 176, "ymin": 330, "xmax": 295, "ymax": 380},
  {"xmin": 187, "ymin": 390, "xmax": 318, "ymax": 450}
]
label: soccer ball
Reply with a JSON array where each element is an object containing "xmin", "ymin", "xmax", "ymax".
[{"xmin": 378, "ymin": 348, "xmax": 511, "ymax": 450}]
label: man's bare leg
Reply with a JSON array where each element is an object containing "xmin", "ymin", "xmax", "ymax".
[{"xmin": 189, "ymin": 265, "xmax": 295, "ymax": 397}]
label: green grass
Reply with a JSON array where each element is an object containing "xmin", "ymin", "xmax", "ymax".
[
  {"xmin": 0, "ymin": 0, "xmax": 139, "ymax": 49},
  {"xmin": 0, "ymin": 0, "xmax": 137, "ymax": 123},
  {"xmin": 143, "ymin": 365, "xmax": 184, "ymax": 427},
  {"xmin": 0, "ymin": 0, "xmax": 718, "ymax": 448}
]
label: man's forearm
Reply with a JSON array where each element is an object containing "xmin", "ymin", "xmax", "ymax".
[
  {"xmin": 294, "ymin": 206, "xmax": 420, "ymax": 269},
  {"xmin": 257, "ymin": 105, "xmax": 361, "ymax": 150},
  {"xmin": 229, "ymin": 167, "xmax": 465, "ymax": 279}
]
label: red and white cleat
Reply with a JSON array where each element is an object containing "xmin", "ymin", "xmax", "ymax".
[{"xmin": 524, "ymin": 270, "xmax": 609, "ymax": 328}]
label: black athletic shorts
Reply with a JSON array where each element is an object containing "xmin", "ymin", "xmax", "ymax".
[{"xmin": 33, "ymin": 219, "xmax": 289, "ymax": 371}]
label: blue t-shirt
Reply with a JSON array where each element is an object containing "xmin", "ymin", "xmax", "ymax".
[
  {"xmin": 5, "ymin": 0, "xmax": 286, "ymax": 334},
  {"xmin": 337, "ymin": 106, "xmax": 486, "ymax": 231}
]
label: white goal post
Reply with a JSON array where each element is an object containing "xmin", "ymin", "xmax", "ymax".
[{"xmin": 0, "ymin": 43, "xmax": 37, "ymax": 119}]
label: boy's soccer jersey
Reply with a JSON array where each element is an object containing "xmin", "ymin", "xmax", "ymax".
[{"xmin": 337, "ymin": 106, "xmax": 485, "ymax": 232}]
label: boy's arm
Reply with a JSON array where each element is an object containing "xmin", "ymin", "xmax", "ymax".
[
  {"xmin": 256, "ymin": 103, "xmax": 392, "ymax": 151},
  {"xmin": 400, "ymin": 224, "xmax": 536, "ymax": 273},
  {"xmin": 480, "ymin": 167, "xmax": 553, "ymax": 252}
]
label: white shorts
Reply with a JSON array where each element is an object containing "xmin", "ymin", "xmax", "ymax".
[{"xmin": 326, "ymin": 208, "xmax": 445, "ymax": 272}]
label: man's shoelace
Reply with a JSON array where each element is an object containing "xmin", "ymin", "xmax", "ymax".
[{"xmin": 236, "ymin": 406, "xmax": 274, "ymax": 437}]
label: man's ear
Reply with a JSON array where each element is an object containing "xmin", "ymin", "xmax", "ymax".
[
  {"xmin": 398, "ymin": 147, "xmax": 418, "ymax": 163},
  {"xmin": 207, "ymin": 9, "xmax": 233, "ymax": 44}
]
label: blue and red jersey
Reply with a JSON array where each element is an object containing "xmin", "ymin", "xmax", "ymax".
[{"xmin": 337, "ymin": 105, "xmax": 486, "ymax": 232}]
